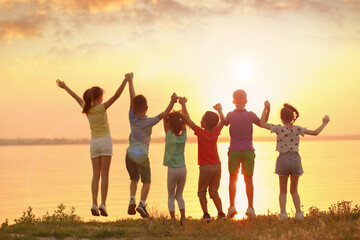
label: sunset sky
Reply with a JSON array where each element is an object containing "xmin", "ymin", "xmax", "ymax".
[{"xmin": 0, "ymin": 0, "xmax": 359, "ymax": 139}]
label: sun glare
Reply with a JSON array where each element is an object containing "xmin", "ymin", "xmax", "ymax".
[{"xmin": 234, "ymin": 61, "xmax": 256, "ymax": 79}]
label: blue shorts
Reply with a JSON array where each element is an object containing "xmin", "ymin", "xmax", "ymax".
[{"xmin": 275, "ymin": 152, "xmax": 303, "ymax": 177}]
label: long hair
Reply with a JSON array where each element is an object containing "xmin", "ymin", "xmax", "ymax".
[
  {"xmin": 167, "ymin": 111, "xmax": 185, "ymax": 136},
  {"xmin": 82, "ymin": 86, "xmax": 103, "ymax": 114},
  {"xmin": 280, "ymin": 103, "xmax": 299, "ymax": 125}
]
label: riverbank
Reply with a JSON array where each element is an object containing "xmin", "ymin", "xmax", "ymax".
[{"xmin": 1, "ymin": 201, "xmax": 359, "ymax": 239}]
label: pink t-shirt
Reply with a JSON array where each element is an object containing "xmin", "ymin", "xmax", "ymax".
[
  {"xmin": 193, "ymin": 125, "xmax": 222, "ymax": 165},
  {"xmin": 225, "ymin": 109, "xmax": 260, "ymax": 151}
]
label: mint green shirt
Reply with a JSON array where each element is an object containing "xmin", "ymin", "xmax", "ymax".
[{"xmin": 163, "ymin": 130, "xmax": 187, "ymax": 168}]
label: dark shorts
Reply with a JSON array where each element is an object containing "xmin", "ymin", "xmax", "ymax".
[
  {"xmin": 125, "ymin": 152, "xmax": 151, "ymax": 183},
  {"xmin": 275, "ymin": 152, "xmax": 303, "ymax": 177}
]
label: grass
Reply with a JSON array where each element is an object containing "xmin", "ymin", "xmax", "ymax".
[{"xmin": 0, "ymin": 201, "xmax": 359, "ymax": 239}]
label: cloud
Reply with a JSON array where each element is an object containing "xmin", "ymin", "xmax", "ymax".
[
  {"xmin": 0, "ymin": 12, "xmax": 48, "ymax": 41},
  {"xmin": 50, "ymin": 0, "xmax": 134, "ymax": 13}
]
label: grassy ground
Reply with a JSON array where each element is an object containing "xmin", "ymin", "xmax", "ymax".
[{"xmin": 0, "ymin": 201, "xmax": 359, "ymax": 239}]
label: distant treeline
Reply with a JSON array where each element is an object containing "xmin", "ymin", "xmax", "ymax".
[{"xmin": 0, "ymin": 135, "xmax": 359, "ymax": 146}]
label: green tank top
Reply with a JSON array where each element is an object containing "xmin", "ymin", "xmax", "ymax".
[{"xmin": 163, "ymin": 130, "xmax": 187, "ymax": 168}]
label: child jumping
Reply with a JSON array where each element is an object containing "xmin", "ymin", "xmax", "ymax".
[
  {"xmin": 225, "ymin": 89, "xmax": 270, "ymax": 219},
  {"xmin": 56, "ymin": 73, "xmax": 131, "ymax": 217},
  {"xmin": 260, "ymin": 102, "xmax": 330, "ymax": 220},
  {"xmin": 181, "ymin": 102, "xmax": 226, "ymax": 221},
  {"xmin": 163, "ymin": 97, "xmax": 188, "ymax": 224},
  {"xmin": 126, "ymin": 73, "xmax": 178, "ymax": 218}
]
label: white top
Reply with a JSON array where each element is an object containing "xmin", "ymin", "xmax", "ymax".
[{"xmin": 270, "ymin": 124, "xmax": 306, "ymax": 153}]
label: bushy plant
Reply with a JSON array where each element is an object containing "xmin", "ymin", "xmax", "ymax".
[{"xmin": 14, "ymin": 207, "xmax": 39, "ymax": 225}]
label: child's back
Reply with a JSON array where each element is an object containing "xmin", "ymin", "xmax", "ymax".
[{"xmin": 226, "ymin": 109, "xmax": 260, "ymax": 151}]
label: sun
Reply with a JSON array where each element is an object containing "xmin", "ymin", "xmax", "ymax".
[{"xmin": 234, "ymin": 61, "xmax": 257, "ymax": 80}]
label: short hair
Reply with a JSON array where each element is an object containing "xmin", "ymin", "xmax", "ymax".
[
  {"xmin": 133, "ymin": 94, "xmax": 147, "ymax": 112},
  {"xmin": 203, "ymin": 111, "xmax": 219, "ymax": 129},
  {"xmin": 233, "ymin": 89, "xmax": 247, "ymax": 104}
]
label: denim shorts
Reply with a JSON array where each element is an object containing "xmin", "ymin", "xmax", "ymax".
[{"xmin": 275, "ymin": 152, "xmax": 303, "ymax": 177}]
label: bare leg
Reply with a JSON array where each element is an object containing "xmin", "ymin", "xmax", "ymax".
[
  {"xmin": 244, "ymin": 175, "xmax": 254, "ymax": 209},
  {"xmin": 91, "ymin": 157, "xmax": 101, "ymax": 206},
  {"xmin": 290, "ymin": 176, "xmax": 301, "ymax": 213},
  {"xmin": 130, "ymin": 180, "xmax": 138, "ymax": 197},
  {"xmin": 140, "ymin": 182, "xmax": 151, "ymax": 201},
  {"xmin": 170, "ymin": 211, "xmax": 176, "ymax": 221},
  {"xmin": 229, "ymin": 174, "xmax": 238, "ymax": 207},
  {"xmin": 279, "ymin": 176, "xmax": 288, "ymax": 214},
  {"xmin": 100, "ymin": 155, "xmax": 111, "ymax": 205},
  {"xmin": 180, "ymin": 209, "xmax": 185, "ymax": 219}
]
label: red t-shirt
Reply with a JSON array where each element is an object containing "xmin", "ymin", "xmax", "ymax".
[{"xmin": 193, "ymin": 125, "xmax": 221, "ymax": 165}]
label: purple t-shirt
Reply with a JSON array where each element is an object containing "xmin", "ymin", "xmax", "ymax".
[{"xmin": 225, "ymin": 109, "xmax": 260, "ymax": 151}]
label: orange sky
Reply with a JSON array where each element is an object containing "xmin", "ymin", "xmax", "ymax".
[{"xmin": 0, "ymin": 0, "xmax": 359, "ymax": 139}]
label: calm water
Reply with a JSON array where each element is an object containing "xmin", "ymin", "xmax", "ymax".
[{"xmin": 0, "ymin": 140, "xmax": 359, "ymax": 223}]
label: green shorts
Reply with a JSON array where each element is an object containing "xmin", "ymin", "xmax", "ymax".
[
  {"xmin": 126, "ymin": 152, "xmax": 151, "ymax": 183},
  {"xmin": 228, "ymin": 151, "xmax": 255, "ymax": 176}
]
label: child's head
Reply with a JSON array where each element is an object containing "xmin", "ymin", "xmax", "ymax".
[
  {"xmin": 82, "ymin": 86, "xmax": 104, "ymax": 114},
  {"xmin": 201, "ymin": 111, "xmax": 219, "ymax": 129},
  {"xmin": 232, "ymin": 89, "xmax": 247, "ymax": 106},
  {"xmin": 280, "ymin": 103, "xmax": 299, "ymax": 125},
  {"xmin": 133, "ymin": 94, "xmax": 148, "ymax": 114},
  {"xmin": 167, "ymin": 111, "xmax": 185, "ymax": 136}
]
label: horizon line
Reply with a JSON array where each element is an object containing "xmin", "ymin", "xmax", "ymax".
[{"xmin": 0, "ymin": 135, "xmax": 359, "ymax": 146}]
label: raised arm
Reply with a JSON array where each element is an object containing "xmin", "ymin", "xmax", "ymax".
[
  {"xmin": 128, "ymin": 72, "xmax": 135, "ymax": 109},
  {"xmin": 305, "ymin": 115, "xmax": 330, "ymax": 136},
  {"xmin": 56, "ymin": 79, "xmax": 84, "ymax": 107},
  {"xmin": 213, "ymin": 103, "xmax": 225, "ymax": 129},
  {"xmin": 179, "ymin": 97, "xmax": 189, "ymax": 117},
  {"xmin": 259, "ymin": 100, "xmax": 271, "ymax": 130},
  {"xmin": 104, "ymin": 73, "xmax": 131, "ymax": 110},
  {"xmin": 158, "ymin": 93, "xmax": 178, "ymax": 120},
  {"xmin": 179, "ymin": 112, "xmax": 196, "ymax": 130}
]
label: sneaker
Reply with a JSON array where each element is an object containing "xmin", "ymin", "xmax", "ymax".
[
  {"xmin": 279, "ymin": 213, "xmax": 288, "ymax": 221},
  {"xmin": 227, "ymin": 206, "xmax": 238, "ymax": 218},
  {"xmin": 245, "ymin": 207, "xmax": 256, "ymax": 219},
  {"xmin": 91, "ymin": 204, "xmax": 100, "ymax": 216},
  {"xmin": 217, "ymin": 212, "xmax": 226, "ymax": 220},
  {"xmin": 128, "ymin": 198, "xmax": 136, "ymax": 215},
  {"xmin": 136, "ymin": 203, "xmax": 150, "ymax": 218},
  {"xmin": 99, "ymin": 203, "xmax": 108, "ymax": 217},
  {"xmin": 295, "ymin": 212, "xmax": 304, "ymax": 220},
  {"xmin": 203, "ymin": 212, "xmax": 211, "ymax": 222}
]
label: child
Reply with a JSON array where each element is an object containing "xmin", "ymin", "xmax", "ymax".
[
  {"xmin": 181, "ymin": 102, "xmax": 226, "ymax": 221},
  {"xmin": 56, "ymin": 73, "xmax": 131, "ymax": 217},
  {"xmin": 260, "ymin": 102, "xmax": 330, "ymax": 220},
  {"xmin": 163, "ymin": 97, "xmax": 188, "ymax": 224},
  {"xmin": 225, "ymin": 89, "xmax": 270, "ymax": 219},
  {"xmin": 126, "ymin": 73, "xmax": 178, "ymax": 218}
]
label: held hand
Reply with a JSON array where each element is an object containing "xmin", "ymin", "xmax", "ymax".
[
  {"xmin": 179, "ymin": 97, "xmax": 187, "ymax": 105},
  {"xmin": 125, "ymin": 72, "xmax": 134, "ymax": 82},
  {"xmin": 56, "ymin": 79, "xmax": 66, "ymax": 89},
  {"xmin": 322, "ymin": 115, "xmax": 330, "ymax": 124},
  {"xmin": 171, "ymin": 93, "xmax": 178, "ymax": 103},
  {"xmin": 264, "ymin": 100, "xmax": 270, "ymax": 110},
  {"xmin": 213, "ymin": 103, "xmax": 222, "ymax": 111}
]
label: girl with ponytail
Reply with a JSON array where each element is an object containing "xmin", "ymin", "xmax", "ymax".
[
  {"xmin": 260, "ymin": 101, "xmax": 330, "ymax": 221},
  {"xmin": 56, "ymin": 73, "xmax": 132, "ymax": 217},
  {"xmin": 162, "ymin": 95, "xmax": 188, "ymax": 224}
]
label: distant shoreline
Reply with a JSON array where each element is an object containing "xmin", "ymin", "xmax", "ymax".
[{"xmin": 1, "ymin": 135, "xmax": 359, "ymax": 146}]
